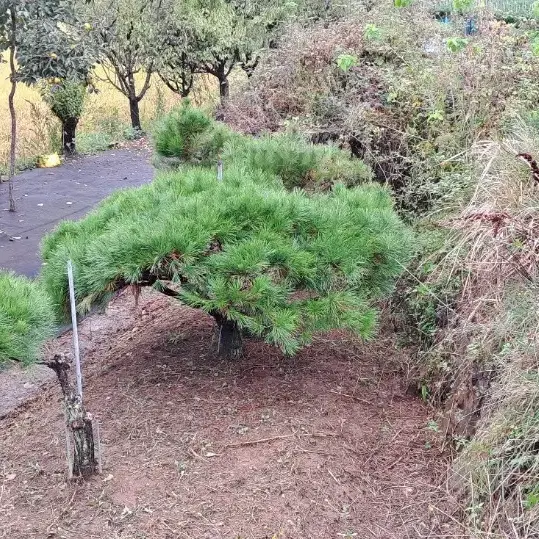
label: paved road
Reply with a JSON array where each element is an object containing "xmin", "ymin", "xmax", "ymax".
[{"xmin": 0, "ymin": 148, "xmax": 153, "ymax": 276}]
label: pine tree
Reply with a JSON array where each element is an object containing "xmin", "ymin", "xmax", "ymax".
[{"xmin": 42, "ymin": 111, "xmax": 413, "ymax": 358}]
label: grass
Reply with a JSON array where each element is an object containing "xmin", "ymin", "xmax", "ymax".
[
  {"xmin": 0, "ymin": 271, "xmax": 56, "ymax": 365},
  {"xmin": 400, "ymin": 116, "xmax": 539, "ymax": 537},
  {"xmin": 452, "ymin": 286, "xmax": 539, "ymax": 538}
]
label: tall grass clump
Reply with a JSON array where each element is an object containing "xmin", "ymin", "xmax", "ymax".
[
  {"xmin": 390, "ymin": 118, "xmax": 539, "ymax": 536},
  {"xmin": 452, "ymin": 285, "xmax": 539, "ymax": 537},
  {"xmin": 0, "ymin": 272, "xmax": 56, "ymax": 365},
  {"xmin": 442, "ymin": 121, "xmax": 539, "ymax": 537}
]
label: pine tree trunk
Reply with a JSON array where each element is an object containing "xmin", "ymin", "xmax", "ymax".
[
  {"xmin": 212, "ymin": 312, "xmax": 242, "ymax": 360},
  {"xmin": 46, "ymin": 354, "xmax": 98, "ymax": 479},
  {"xmin": 7, "ymin": 8, "xmax": 17, "ymax": 213},
  {"xmin": 62, "ymin": 117, "xmax": 79, "ymax": 156}
]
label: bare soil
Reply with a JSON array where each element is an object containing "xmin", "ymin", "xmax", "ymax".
[{"xmin": 0, "ymin": 290, "xmax": 455, "ymax": 539}]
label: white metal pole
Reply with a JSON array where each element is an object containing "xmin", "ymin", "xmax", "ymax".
[
  {"xmin": 67, "ymin": 260, "xmax": 83, "ymax": 399},
  {"xmin": 217, "ymin": 159, "xmax": 223, "ymax": 182}
]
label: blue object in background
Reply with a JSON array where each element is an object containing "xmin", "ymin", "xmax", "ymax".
[{"xmin": 465, "ymin": 17, "xmax": 478, "ymax": 35}]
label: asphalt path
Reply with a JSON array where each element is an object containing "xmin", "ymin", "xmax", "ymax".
[{"xmin": 0, "ymin": 147, "xmax": 153, "ymax": 276}]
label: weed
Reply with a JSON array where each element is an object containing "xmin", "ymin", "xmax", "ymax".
[{"xmin": 76, "ymin": 132, "xmax": 115, "ymax": 154}]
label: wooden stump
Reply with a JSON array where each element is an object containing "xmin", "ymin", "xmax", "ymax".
[{"xmin": 46, "ymin": 354, "xmax": 98, "ymax": 478}]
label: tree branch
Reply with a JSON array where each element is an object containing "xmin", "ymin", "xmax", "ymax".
[{"xmin": 136, "ymin": 62, "xmax": 153, "ymax": 101}]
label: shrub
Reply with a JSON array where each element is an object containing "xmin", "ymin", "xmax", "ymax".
[
  {"xmin": 224, "ymin": 133, "xmax": 372, "ymax": 189},
  {"xmin": 41, "ymin": 165, "xmax": 412, "ymax": 358},
  {"xmin": 153, "ymin": 106, "xmax": 372, "ymax": 189},
  {"xmin": 153, "ymin": 102, "xmax": 232, "ymax": 166},
  {"xmin": 0, "ymin": 272, "xmax": 56, "ymax": 365},
  {"xmin": 41, "ymin": 80, "xmax": 86, "ymax": 123}
]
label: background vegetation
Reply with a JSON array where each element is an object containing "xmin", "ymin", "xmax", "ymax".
[
  {"xmin": 218, "ymin": 0, "xmax": 539, "ymax": 535},
  {"xmin": 0, "ymin": 60, "xmax": 225, "ymax": 171}
]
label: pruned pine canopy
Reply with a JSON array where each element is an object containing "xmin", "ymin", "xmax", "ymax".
[{"xmin": 42, "ymin": 161, "xmax": 412, "ymax": 354}]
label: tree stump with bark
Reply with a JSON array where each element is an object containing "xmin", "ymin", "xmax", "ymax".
[{"xmin": 46, "ymin": 354, "xmax": 98, "ymax": 478}]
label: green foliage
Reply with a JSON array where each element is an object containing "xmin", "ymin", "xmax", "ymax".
[
  {"xmin": 154, "ymin": 0, "xmax": 297, "ymax": 101},
  {"xmin": 391, "ymin": 225, "xmax": 463, "ymax": 361},
  {"xmin": 41, "ymin": 80, "xmax": 86, "ymax": 122},
  {"xmin": 336, "ymin": 53, "xmax": 358, "ymax": 72},
  {"xmin": 524, "ymin": 487, "xmax": 539, "ymax": 509},
  {"xmin": 153, "ymin": 103, "xmax": 233, "ymax": 165},
  {"xmin": 81, "ymin": 0, "xmax": 164, "ymax": 128},
  {"xmin": 531, "ymin": 34, "xmax": 539, "ymax": 56},
  {"xmin": 0, "ymin": 0, "xmax": 94, "ymax": 85},
  {"xmin": 394, "ymin": 0, "xmax": 412, "ymax": 7},
  {"xmin": 154, "ymin": 106, "xmax": 372, "ymax": 189},
  {"xmin": 0, "ymin": 271, "xmax": 55, "ymax": 365},
  {"xmin": 224, "ymin": 133, "xmax": 372, "ymax": 189},
  {"xmin": 453, "ymin": 0, "xmax": 474, "ymax": 12},
  {"xmin": 76, "ymin": 131, "xmax": 115, "ymax": 154},
  {"xmin": 446, "ymin": 37, "xmax": 469, "ymax": 53},
  {"xmin": 364, "ymin": 23, "xmax": 382, "ymax": 41},
  {"xmin": 42, "ymin": 162, "xmax": 412, "ymax": 355}
]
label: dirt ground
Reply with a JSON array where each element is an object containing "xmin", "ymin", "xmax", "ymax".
[{"xmin": 0, "ymin": 289, "xmax": 457, "ymax": 539}]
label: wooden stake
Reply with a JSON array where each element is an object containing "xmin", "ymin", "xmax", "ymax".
[{"xmin": 64, "ymin": 408, "xmax": 73, "ymax": 480}]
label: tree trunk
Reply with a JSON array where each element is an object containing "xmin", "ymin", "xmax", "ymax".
[
  {"xmin": 211, "ymin": 312, "xmax": 242, "ymax": 360},
  {"xmin": 218, "ymin": 76, "xmax": 230, "ymax": 104},
  {"xmin": 66, "ymin": 394, "xmax": 97, "ymax": 478},
  {"xmin": 62, "ymin": 117, "xmax": 79, "ymax": 156},
  {"xmin": 129, "ymin": 96, "xmax": 142, "ymax": 131},
  {"xmin": 46, "ymin": 354, "xmax": 98, "ymax": 479},
  {"xmin": 214, "ymin": 62, "xmax": 230, "ymax": 106},
  {"xmin": 7, "ymin": 8, "xmax": 17, "ymax": 213}
]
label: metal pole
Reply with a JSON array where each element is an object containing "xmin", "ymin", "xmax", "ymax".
[
  {"xmin": 96, "ymin": 419, "xmax": 103, "ymax": 474},
  {"xmin": 67, "ymin": 260, "xmax": 83, "ymax": 399},
  {"xmin": 217, "ymin": 159, "xmax": 223, "ymax": 182}
]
